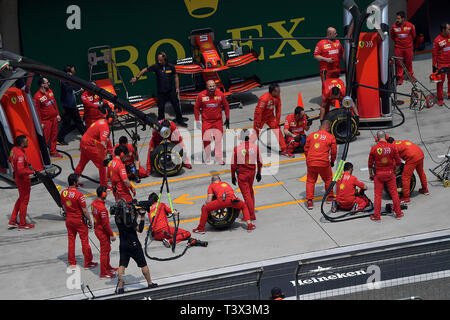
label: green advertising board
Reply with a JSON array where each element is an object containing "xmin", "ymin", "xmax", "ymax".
[{"xmin": 18, "ymin": 0, "xmax": 373, "ymax": 104}]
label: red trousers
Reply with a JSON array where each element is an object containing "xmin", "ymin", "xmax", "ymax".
[
  {"xmin": 254, "ymin": 118, "xmax": 287, "ymax": 151},
  {"xmin": 238, "ymin": 172, "xmax": 256, "ymax": 220},
  {"xmin": 199, "ymin": 198, "xmax": 250, "ymax": 229},
  {"xmin": 373, "ymin": 171, "xmax": 402, "ymax": 218},
  {"xmin": 10, "ymin": 178, "xmax": 30, "ymax": 226},
  {"xmin": 394, "ymin": 47, "xmax": 414, "ymax": 81},
  {"xmin": 402, "ymin": 159, "xmax": 427, "ymax": 199},
  {"xmin": 94, "ymin": 230, "xmax": 113, "ymax": 275},
  {"xmin": 306, "ymin": 165, "xmax": 333, "ymax": 201},
  {"xmin": 153, "ymin": 226, "xmax": 191, "ymax": 245},
  {"xmin": 43, "ymin": 118, "xmax": 58, "ymax": 154},
  {"xmin": 75, "ymin": 144, "xmax": 107, "ymax": 186},
  {"xmin": 338, "ymin": 195, "xmax": 369, "ymax": 211},
  {"xmin": 202, "ymin": 120, "xmax": 223, "ymax": 161},
  {"xmin": 113, "ymin": 190, "xmax": 132, "ymax": 203},
  {"xmin": 436, "ymin": 65, "xmax": 450, "ymax": 103},
  {"xmin": 66, "ymin": 217, "xmax": 93, "ymax": 267}
]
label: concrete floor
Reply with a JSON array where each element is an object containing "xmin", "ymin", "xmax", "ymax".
[{"xmin": 1, "ymin": 52, "xmax": 450, "ymax": 300}]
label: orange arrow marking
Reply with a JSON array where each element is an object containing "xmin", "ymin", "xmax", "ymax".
[{"xmin": 298, "ymin": 174, "xmax": 322, "ymax": 183}]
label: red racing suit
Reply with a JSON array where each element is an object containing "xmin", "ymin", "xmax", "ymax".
[
  {"xmin": 8, "ymin": 146, "xmax": 34, "ymax": 227},
  {"xmin": 304, "ymin": 130, "xmax": 337, "ymax": 201},
  {"xmin": 336, "ymin": 172, "xmax": 368, "ymax": 210},
  {"xmin": 284, "ymin": 113, "xmax": 309, "ymax": 154},
  {"xmin": 149, "ymin": 202, "xmax": 191, "ymax": 245},
  {"xmin": 314, "ymin": 39, "xmax": 344, "ymax": 86},
  {"xmin": 75, "ymin": 119, "xmax": 111, "ymax": 186},
  {"xmin": 81, "ymin": 91, "xmax": 104, "ymax": 129},
  {"xmin": 91, "ymin": 198, "xmax": 115, "ymax": 275},
  {"xmin": 231, "ymin": 141, "xmax": 263, "ymax": 221},
  {"xmin": 147, "ymin": 119, "xmax": 189, "ymax": 173},
  {"xmin": 33, "ymin": 88, "xmax": 59, "ymax": 154},
  {"xmin": 391, "ymin": 140, "xmax": 427, "ymax": 199},
  {"xmin": 107, "ymin": 157, "xmax": 135, "ymax": 203},
  {"xmin": 390, "ymin": 21, "xmax": 416, "ymax": 81},
  {"xmin": 60, "ymin": 186, "xmax": 93, "ymax": 267},
  {"xmin": 321, "ymin": 78, "xmax": 346, "ymax": 116},
  {"xmin": 253, "ymin": 92, "xmax": 287, "ymax": 151},
  {"xmin": 194, "ymin": 89, "xmax": 230, "ymax": 162},
  {"xmin": 198, "ymin": 181, "xmax": 250, "ymax": 229},
  {"xmin": 432, "ymin": 33, "xmax": 450, "ymax": 103},
  {"xmin": 368, "ymin": 141, "xmax": 402, "ymax": 218},
  {"xmin": 114, "ymin": 143, "xmax": 147, "ymax": 179}
]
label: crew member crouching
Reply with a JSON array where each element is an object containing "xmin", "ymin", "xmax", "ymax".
[
  {"xmin": 114, "ymin": 136, "xmax": 148, "ymax": 182},
  {"xmin": 283, "ymin": 106, "xmax": 311, "ymax": 156},
  {"xmin": 334, "ymin": 162, "xmax": 370, "ymax": 212}
]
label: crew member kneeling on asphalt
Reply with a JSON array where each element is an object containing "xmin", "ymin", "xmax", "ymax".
[
  {"xmin": 114, "ymin": 136, "xmax": 148, "ymax": 181},
  {"xmin": 60, "ymin": 174, "xmax": 97, "ymax": 269},
  {"xmin": 283, "ymin": 106, "xmax": 311, "ymax": 156},
  {"xmin": 114, "ymin": 200, "xmax": 157, "ymax": 294},
  {"xmin": 147, "ymin": 193, "xmax": 207, "ymax": 248},
  {"xmin": 146, "ymin": 119, "xmax": 191, "ymax": 175},
  {"xmin": 193, "ymin": 175, "xmax": 255, "ymax": 234},
  {"xmin": 91, "ymin": 186, "xmax": 117, "ymax": 278},
  {"xmin": 231, "ymin": 129, "xmax": 262, "ymax": 222},
  {"xmin": 108, "ymin": 145, "xmax": 136, "ymax": 203},
  {"xmin": 368, "ymin": 131, "xmax": 404, "ymax": 221},
  {"xmin": 335, "ymin": 162, "xmax": 369, "ymax": 212},
  {"xmin": 387, "ymin": 137, "xmax": 429, "ymax": 203},
  {"xmin": 304, "ymin": 120, "xmax": 337, "ymax": 210}
]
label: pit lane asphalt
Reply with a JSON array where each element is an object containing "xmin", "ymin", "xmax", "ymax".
[{"xmin": 1, "ymin": 53, "xmax": 450, "ymax": 300}]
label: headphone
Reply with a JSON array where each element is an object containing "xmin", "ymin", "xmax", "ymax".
[
  {"xmin": 97, "ymin": 186, "xmax": 107, "ymax": 199},
  {"xmin": 374, "ymin": 133, "xmax": 389, "ymax": 142},
  {"xmin": 159, "ymin": 51, "xmax": 168, "ymax": 64},
  {"xmin": 64, "ymin": 64, "xmax": 74, "ymax": 73}
]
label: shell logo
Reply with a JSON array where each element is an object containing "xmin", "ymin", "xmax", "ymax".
[
  {"xmin": 66, "ymin": 200, "xmax": 72, "ymax": 207},
  {"xmin": 314, "ymin": 143, "xmax": 320, "ymax": 149},
  {"xmin": 406, "ymin": 142, "xmax": 412, "ymax": 146},
  {"xmin": 221, "ymin": 183, "xmax": 227, "ymax": 187},
  {"xmin": 339, "ymin": 184, "xmax": 345, "ymax": 190},
  {"xmin": 381, "ymin": 157, "xmax": 388, "ymax": 163}
]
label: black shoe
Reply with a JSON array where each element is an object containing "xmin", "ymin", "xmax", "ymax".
[
  {"xmin": 116, "ymin": 288, "xmax": 124, "ymax": 294},
  {"xmin": 174, "ymin": 119, "xmax": 188, "ymax": 128},
  {"xmin": 148, "ymin": 283, "xmax": 158, "ymax": 289},
  {"xmin": 57, "ymin": 139, "xmax": 68, "ymax": 146}
]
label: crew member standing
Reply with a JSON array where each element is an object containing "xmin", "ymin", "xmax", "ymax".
[
  {"xmin": 304, "ymin": 120, "xmax": 337, "ymax": 210},
  {"xmin": 388, "ymin": 137, "xmax": 429, "ymax": 203},
  {"xmin": 432, "ymin": 22, "xmax": 450, "ymax": 106},
  {"xmin": 81, "ymin": 83, "xmax": 106, "ymax": 129},
  {"xmin": 335, "ymin": 162, "xmax": 369, "ymax": 212},
  {"xmin": 390, "ymin": 11, "xmax": 416, "ymax": 85},
  {"xmin": 254, "ymin": 83, "xmax": 291, "ymax": 157},
  {"xmin": 91, "ymin": 186, "xmax": 117, "ymax": 278},
  {"xmin": 8, "ymin": 135, "xmax": 35, "ymax": 230},
  {"xmin": 283, "ymin": 106, "xmax": 311, "ymax": 156},
  {"xmin": 314, "ymin": 27, "xmax": 344, "ymax": 88},
  {"xmin": 368, "ymin": 131, "xmax": 404, "ymax": 221},
  {"xmin": 74, "ymin": 115, "xmax": 114, "ymax": 187},
  {"xmin": 193, "ymin": 175, "xmax": 255, "ymax": 234},
  {"xmin": 61, "ymin": 174, "xmax": 97, "ymax": 269},
  {"xmin": 146, "ymin": 119, "xmax": 191, "ymax": 175},
  {"xmin": 107, "ymin": 145, "xmax": 136, "ymax": 203},
  {"xmin": 33, "ymin": 77, "xmax": 62, "ymax": 158},
  {"xmin": 130, "ymin": 52, "xmax": 187, "ymax": 127},
  {"xmin": 194, "ymin": 80, "xmax": 230, "ymax": 165},
  {"xmin": 231, "ymin": 129, "xmax": 263, "ymax": 222}
]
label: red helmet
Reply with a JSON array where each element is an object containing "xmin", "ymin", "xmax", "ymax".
[{"xmin": 430, "ymin": 72, "xmax": 444, "ymax": 83}]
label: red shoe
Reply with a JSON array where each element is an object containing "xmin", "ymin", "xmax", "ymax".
[
  {"xmin": 397, "ymin": 79, "xmax": 403, "ymax": 85},
  {"xmin": 183, "ymin": 163, "xmax": 192, "ymax": 169},
  {"xmin": 370, "ymin": 215, "xmax": 381, "ymax": 221},
  {"xmin": 281, "ymin": 150, "xmax": 294, "ymax": 158},
  {"xmin": 109, "ymin": 267, "xmax": 119, "ymax": 273},
  {"xmin": 193, "ymin": 227, "xmax": 205, "ymax": 234},
  {"xmin": 84, "ymin": 262, "xmax": 98, "ymax": 270},
  {"xmin": 100, "ymin": 272, "xmax": 116, "ymax": 279},
  {"xmin": 8, "ymin": 222, "xmax": 18, "ymax": 229},
  {"xmin": 162, "ymin": 238, "xmax": 171, "ymax": 248},
  {"xmin": 247, "ymin": 223, "xmax": 256, "ymax": 231},
  {"xmin": 419, "ymin": 188, "xmax": 430, "ymax": 195},
  {"xmin": 50, "ymin": 152, "xmax": 63, "ymax": 158},
  {"xmin": 396, "ymin": 212, "xmax": 404, "ymax": 219},
  {"xmin": 18, "ymin": 223, "xmax": 35, "ymax": 230},
  {"xmin": 326, "ymin": 196, "xmax": 335, "ymax": 203},
  {"xmin": 146, "ymin": 168, "xmax": 152, "ymax": 176},
  {"xmin": 438, "ymin": 100, "xmax": 444, "ymax": 106},
  {"xmin": 307, "ymin": 200, "xmax": 313, "ymax": 210},
  {"xmin": 400, "ymin": 197, "xmax": 410, "ymax": 204},
  {"xmin": 216, "ymin": 160, "xmax": 225, "ymax": 165}
]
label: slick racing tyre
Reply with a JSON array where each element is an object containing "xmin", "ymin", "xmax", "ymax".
[
  {"xmin": 207, "ymin": 196, "xmax": 240, "ymax": 229},
  {"xmin": 426, "ymin": 95, "xmax": 436, "ymax": 108},
  {"xmin": 150, "ymin": 142, "xmax": 183, "ymax": 177},
  {"xmin": 325, "ymin": 109, "xmax": 358, "ymax": 144},
  {"xmin": 384, "ymin": 165, "xmax": 416, "ymax": 198}
]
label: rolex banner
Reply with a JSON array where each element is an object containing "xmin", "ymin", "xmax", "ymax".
[{"xmin": 18, "ymin": 0, "xmax": 373, "ymax": 102}]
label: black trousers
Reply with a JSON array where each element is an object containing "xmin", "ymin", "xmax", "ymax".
[
  {"xmin": 157, "ymin": 90, "xmax": 183, "ymax": 122},
  {"xmin": 57, "ymin": 107, "xmax": 86, "ymax": 141}
]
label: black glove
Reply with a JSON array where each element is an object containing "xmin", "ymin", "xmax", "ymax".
[
  {"xmin": 232, "ymin": 176, "xmax": 237, "ymax": 186},
  {"xmin": 307, "ymin": 117, "xmax": 313, "ymax": 127},
  {"xmin": 294, "ymin": 135, "xmax": 301, "ymax": 143},
  {"xmin": 433, "ymin": 66, "xmax": 438, "ymax": 73},
  {"xmin": 256, "ymin": 173, "xmax": 261, "ymax": 182},
  {"xmin": 224, "ymin": 118, "xmax": 230, "ymax": 129},
  {"xmin": 330, "ymin": 161, "xmax": 334, "ymax": 168}
]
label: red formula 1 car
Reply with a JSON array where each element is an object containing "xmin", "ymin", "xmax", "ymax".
[{"xmin": 175, "ymin": 28, "xmax": 261, "ymax": 106}]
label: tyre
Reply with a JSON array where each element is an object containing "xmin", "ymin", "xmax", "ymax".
[
  {"xmin": 325, "ymin": 109, "xmax": 358, "ymax": 144},
  {"xmin": 150, "ymin": 142, "xmax": 183, "ymax": 177},
  {"xmin": 426, "ymin": 94, "xmax": 436, "ymax": 108},
  {"xmin": 207, "ymin": 196, "xmax": 240, "ymax": 229},
  {"xmin": 384, "ymin": 168, "xmax": 416, "ymax": 198}
]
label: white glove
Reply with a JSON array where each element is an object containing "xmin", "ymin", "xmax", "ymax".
[{"xmin": 195, "ymin": 121, "xmax": 202, "ymax": 130}]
